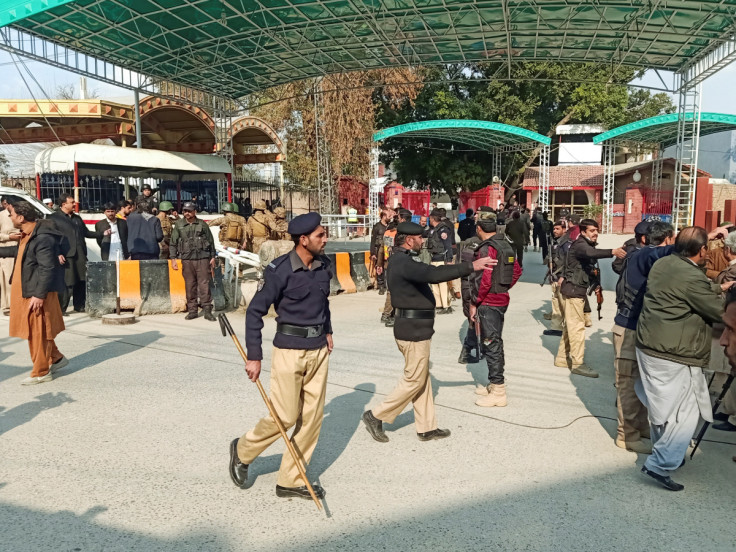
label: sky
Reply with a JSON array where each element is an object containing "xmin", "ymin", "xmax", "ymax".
[{"xmin": 2, "ymin": 50, "xmax": 736, "ymax": 177}]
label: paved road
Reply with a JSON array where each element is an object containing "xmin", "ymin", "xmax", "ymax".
[{"xmin": 0, "ymin": 235, "xmax": 733, "ymax": 551}]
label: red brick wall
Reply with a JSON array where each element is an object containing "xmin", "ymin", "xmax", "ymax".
[
  {"xmin": 724, "ymin": 200, "xmax": 736, "ymax": 225},
  {"xmin": 694, "ymin": 176, "xmax": 712, "ymax": 229},
  {"xmin": 612, "ymin": 203, "xmax": 625, "ymax": 233}
]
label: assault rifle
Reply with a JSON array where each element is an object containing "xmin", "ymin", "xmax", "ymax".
[
  {"xmin": 587, "ymin": 266, "xmax": 603, "ymax": 320},
  {"xmin": 691, "ymin": 374, "xmax": 734, "ymax": 458}
]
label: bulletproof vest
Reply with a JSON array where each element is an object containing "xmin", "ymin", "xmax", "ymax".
[
  {"xmin": 383, "ymin": 228, "xmax": 397, "ymax": 258},
  {"xmin": 249, "ymin": 212, "xmax": 270, "ymax": 238},
  {"xmin": 478, "ymin": 234, "xmax": 516, "ymax": 294},
  {"xmin": 178, "ymin": 221, "xmax": 212, "ymax": 257},
  {"xmin": 426, "ymin": 225, "xmax": 447, "ymax": 256}
]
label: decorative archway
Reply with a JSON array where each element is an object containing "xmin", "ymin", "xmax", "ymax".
[
  {"xmin": 138, "ymin": 95, "xmax": 216, "ymax": 154},
  {"xmin": 228, "ymin": 116, "xmax": 285, "ymax": 165}
]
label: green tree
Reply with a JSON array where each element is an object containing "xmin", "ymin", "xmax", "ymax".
[{"xmin": 375, "ymin": 63, "xmax": 675, "ymax": 198}]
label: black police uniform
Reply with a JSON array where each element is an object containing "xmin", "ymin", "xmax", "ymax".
[{"xmin": 457, "ymin": 236, "xmax": 481, "ymax": 361}]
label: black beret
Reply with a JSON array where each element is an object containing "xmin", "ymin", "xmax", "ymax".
[
  {"xmin": 288, "ymin": 212, "xmax": 322, "ymax": 236},
  {"xmin": 397, "ymin": 221, "xmax": 424, "ymax": 235}
]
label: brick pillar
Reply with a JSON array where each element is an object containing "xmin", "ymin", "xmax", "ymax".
[
  {"xmin": 704, "ymin": 210, "xmax": 722, "ymax": 232},
  {"xmin": 624, "ymin": 188, "xmax": 643, "ymax": 233},
  {"xmin": 724, "ymin": 200, "xmax": 736, "ymax": 224},
  {"xmin": 525, "ymin": 190, "xmax": 532, "ymax": 208}
]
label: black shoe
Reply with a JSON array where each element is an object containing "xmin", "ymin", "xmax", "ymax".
[
  {"xmin": 203, "ymin": 308, "xmax": 216, "ymax": 322},
  {"xmin": 276, "ymin": 484, "xmax": 325, "ymax": 500},
  {"xmin": 713, "ymin": 412, "xmax": 730, "ymax": 422},
  {"xmin": 378, "ymin": 288, "xmax": 386, "ymax": 296},
  {"xmin": 543, "ymin": 329, "xmax": 563, "ymax": 336},
  {"xmin": 443, "ymin": 307, "xmax": 454, "ymax": 314},
  {"xmin": 641, "ymin": 466, "xmax": 684, "ymax": 491},
  {"xmin": 362, "ymin": 410, "xmax": 389, "ymax": 442},
  {"xmin": 229, "ymin": 438, "xmax": 249, "ymax": 488},
  {"xmin": 458, "ymin": 347, "xmax": 470, "ymax": 364},
  {"xmin": 185, "ymin": 311, "xmax": 198, "ymax": 320},
  {"xmin": 712, "ymin": 420, "xmax": 736, "ymax": 432},
  {"xmin": 384, "ymin": 318, "xmax": 394, "ymax": 327},
  {"xmin": 417, "ymin": 428, "xmax": 451, "ymax": 441}
]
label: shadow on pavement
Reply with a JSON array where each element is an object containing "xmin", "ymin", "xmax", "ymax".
[
  {"xmin": 55, "ymin": 330, "xmax": 164, "ymax": 379},
  {"xmin": 0, "ymin": 392, "xmax": 75, "ymax": 437},
  {"xmin": 0, "ymin": 501, "xmax": 227, "ymax": 551}
]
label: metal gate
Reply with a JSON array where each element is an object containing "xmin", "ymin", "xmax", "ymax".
[{"xmin": 642, "ymin": 190, "xmax": 674, "ymax": 223}]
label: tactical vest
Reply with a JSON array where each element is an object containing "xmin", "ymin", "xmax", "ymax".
[
  {"xmin": 476, "ymin": 234, "xmax": 516, "ymax": 294},
  {"xmin": 563, "ymin": 237, "xmax": 597, "ymax": 289},
  {"xmin": 427, "ymin": 225, "xmax": 447, "ymax": 257},
  {"xmin": 383, "ymin": 228, "xmax": 397, "ymax": 258},
  {"xmin": 178, "ymin": 222, "xmax": 212, "ymax": 258}
]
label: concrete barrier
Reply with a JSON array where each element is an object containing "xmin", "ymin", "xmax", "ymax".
[
  {"xmin": 87, "ymin": 260, "xmax": 187, "ymax": 317},
  {"xmin": 333, "ymin": 252, "xmax": 356, "ymax": 294},
  {"xmin": 350, "ymin": 251, "xmax": 371, "ymax": 292}
]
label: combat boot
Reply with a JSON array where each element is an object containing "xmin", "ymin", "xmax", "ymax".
[
  {"xmin": 458, "ymin": 347, "xmax": 471, "ymax": 364},
  {"xmin": 475, "ymin": 384, "xmax": 507, "ymax": 407},
  {"xmin": 185, "ymin": 311, "xmax": 198, "ymax": 320},
  {"xmin": 203, "ymin": 306, "xmax": 216, "ymax": 322},
  {"xmin": 475, "ymin": 383, "xmax": 491, "ymax": 396}
]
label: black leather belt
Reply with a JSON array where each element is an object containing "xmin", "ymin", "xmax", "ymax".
[
  {"xmin": 276, "ymin": 323, "xmax": 324, "ymax": 338},
  {"xmin": 395, "ymin": 308, "xmax": 435, "ymax": 320}
]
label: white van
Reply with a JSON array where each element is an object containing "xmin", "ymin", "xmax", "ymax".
[{"xmin": 0, "ymin": 187, "xmax": 101, "ymax": 261}]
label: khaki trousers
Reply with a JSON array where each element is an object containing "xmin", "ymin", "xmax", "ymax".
[
  {"xmin": 550, "ymin": 282, "xmax": 563, "ymax": 331},
  {"xmin": 555, "ymin": 296, "xmax": 586, "ymax": 368},
  {"xmin": 430, "ymin": 261, "xmax": 450, "ymax": 308},
  {"xmin": 28, "ymin": 306, "xmax": 63, "ymax": 378},
  {"xmin": 382, "ymin": 290, "xmax": 393, "ymax": 317},
  {"xmin": 612, "ymin": 325, "xmax": 649, "ymax": 442},
  {"xmin": 372, "ymin": 339, "xmax": 437, "ymax": 433},
  {"xmin": 0, "ymin": 256, "xmax": 13, "ymax": 311},
  {"xmin": 238, "ymin": 346, "xmax": 329, "ymax": 487}
]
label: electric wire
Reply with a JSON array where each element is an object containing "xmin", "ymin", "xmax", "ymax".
[{"xmin": 61, "ymin": 326, "xmax": 736, "ymax": 446}]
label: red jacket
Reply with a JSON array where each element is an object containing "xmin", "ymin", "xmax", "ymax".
[{"xmin": 475, "ymin": 244, "xmax": 523, "ymax": 307}]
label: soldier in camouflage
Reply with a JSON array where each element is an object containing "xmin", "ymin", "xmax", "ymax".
[
  {"xmin": 156, "ymin": 201, "xmax": 176, "ymax": 259},
  {"xmin": 207, "ymin": 202, "xmax": 247, "ymax": 249}
]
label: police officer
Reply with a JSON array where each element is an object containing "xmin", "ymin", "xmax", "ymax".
[
  {"xmin": 245, "ymin": 199, "xmax": 273, "ymax": 254},
  {"xmin": 361, "ymin": 221, "xmax": 496, "ymax": 443},
  {"xmin": 457, "ymin": 207, "xmax": 484, "ymax": 363},
  {"xmin": 156, "ymin": 201, "xmax": 176, "ymax": 259},
  {"xmin": 270, "ymin": 206, "xmax": 290, "ymax": 240},
  {"xmin": 555, "ymin": 218, "xmax": 625, "ymax": 377},
  {"xmin": 370, "ymin": 207, "xmax": 393, "ymax": 294},
  {"xmin": 170, "ymin": 202, "xmax": 216, "ymax": 321},
  {"xmin": 469, "ymin": 211, "xmax": 522, "ymax": 407},
  {"xmin": 207, "ymin": 202, "xmax": 247, "ymax": 249},
  {"xmin": 427, "ymin": 209, "xmax": 454, "ymax": 314},
  {"xmin": 229, "ymin": 212, "xmax": 332, "ymax": 500},
  {"xmin": 378, "ymin": 208, "xmax": 412, "ymax": 326}
]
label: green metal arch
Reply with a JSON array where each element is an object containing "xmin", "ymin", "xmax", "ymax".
[
  {"xmin": 593, "ymin": 112, "xmax": 736, "ymax": 146},
  {"xmin": 373, "ymin": 119, "xmax": 551, "ymax": 149}
]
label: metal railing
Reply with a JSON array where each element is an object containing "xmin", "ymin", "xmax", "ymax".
[{"xmin": 319, "ymin": 214, "xmax": 372, "ymax": 240}]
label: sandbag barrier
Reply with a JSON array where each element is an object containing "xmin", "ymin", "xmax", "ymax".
[{"xmin": 87, "ymin": 260, "xmax": 187, "ymax": 317}]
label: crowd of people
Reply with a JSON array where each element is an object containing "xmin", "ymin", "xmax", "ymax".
[{"xmin": 3, "ymin": 187, "xmax": 735, "ymax": 496}]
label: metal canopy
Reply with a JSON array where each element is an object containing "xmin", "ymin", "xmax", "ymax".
[
  {"xmin": 373, "ymin": 119, "xmax": 551, "ymax": 149},
  {"xmin": 4, "ymin": 1, "xmax": 736, "ymax": 100},
  {"xmin": 593, "ymin": 112, "xmax": 736, "ymax": 148}
]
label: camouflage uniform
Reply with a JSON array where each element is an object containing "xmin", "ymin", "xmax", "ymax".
[
  {"xmin": 270, "ymin": 207, "xmax": 291, "ymax": 241},
  {"xmin": 245, "ymin": 200, "xmax": 273, "ymax": 254},
  {"xmin": 157, "ymin": 212, "xmax": 175, "ymax": 259},
  {"xmin": 207, "ymin": 211, "xmax": 247, "ymax": 249}
]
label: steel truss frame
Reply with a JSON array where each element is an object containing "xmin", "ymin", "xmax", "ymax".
[
  {"xmin": 368, "ymin": 147, "xmax": 381, "ymax": 227},
  {"xmin": 673, "ymin": 77, "xmax": 702, "ymax": 230},
  {"xmin": 313, "ymin": 80, "xmax": 337, "ymax": 216}
]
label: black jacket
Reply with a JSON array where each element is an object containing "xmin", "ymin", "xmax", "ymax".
[
  {"xmin": 370, "ymin": 221, "xmax": 387, "ymax": 258},
  {"xmin": 49, "ymin": 210, "xmax": 94, "ymax": 258},
  {"xmin": 561, "ymin": 235, "xmax": 613, "ymax": 299},
  {"xmin": 388, "ymin": 247, "xmax": 473, "ymax": 341},
  {"xmin": 10, "ymin": 220, "xmax": 66, "ymax": 299},
  {"xmin": 457, "ymin": 217, "xmax": 476, "ymax": 241},
  {"xmin": 95, "ymin": 218, "xmax": 129, "ymax": 261}
]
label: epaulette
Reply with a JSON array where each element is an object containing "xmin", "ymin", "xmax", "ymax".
[{"xmin": 267, "ymin": 253, "xmax": 291, "ymax": 271}]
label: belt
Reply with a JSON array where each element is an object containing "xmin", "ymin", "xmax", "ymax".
[
  {"xmin": 276, "ymin": 323, "xmax": 324, "ymax": 338},
  {"xmin": 395, "ymin": 308, "xmax": 435, "ymax": 320}
]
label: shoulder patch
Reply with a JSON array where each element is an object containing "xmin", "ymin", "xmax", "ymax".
[
  {"xmin": 440, "ymin": 232, "xmax": 448, "ymax": 240},
  {"xmin": 257, "ymin": 279, "xmax": 265, "ymax": 291},
  {"xmin": 411, "ymin": 255, "xmax": 422, "ymax": 262}
]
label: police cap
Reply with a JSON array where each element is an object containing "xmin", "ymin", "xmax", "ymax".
[
  {"xmin": 634, "ymin": 221, "xmax": 651, "ymax": 236},
  {"xmin": 397, "ymin": 221, "xmax": 424, "ymax": 235},
  {"xmin": 397, "ymin": 208, "xmax": 412, "ymax": 220},
  {"xmin": 182, "ymin": 201, "xmax": 197, "ymax": 211},
  {"xmin": 477, "ymin": 210, "xmax": 497, "ymax": 222},
  {"xmin": 288, "ymin": 212, "xmax": 321, "ymax": 236}
]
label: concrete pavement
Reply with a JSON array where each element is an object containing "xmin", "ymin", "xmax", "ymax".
[{"xmin": 0, "ymin": 237, "xmax": 733, "ymax": 551}]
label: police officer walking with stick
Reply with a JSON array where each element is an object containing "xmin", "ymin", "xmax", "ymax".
[
  {"xmin": 362, "ymin": 221, "xmax": 496, "ymax": 443},
  {"xmin": 229, "ymin": 213, "xmax": 333, "ymax": 501}
]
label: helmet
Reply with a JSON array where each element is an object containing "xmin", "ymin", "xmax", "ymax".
[
  {"xmin": 225, "ymin": 202, "xmax": 239, "ymax": 213},
  {"xmin": 158, "ymin": 201, "xmax": 174, "ymax": 212},
  {"xmin": 253, "ymin": 199, "xmax": 267, "ymax": 211},
  {"xmin": 274, "ymin": 206, "xmax": 286, "ymax": 218}
]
